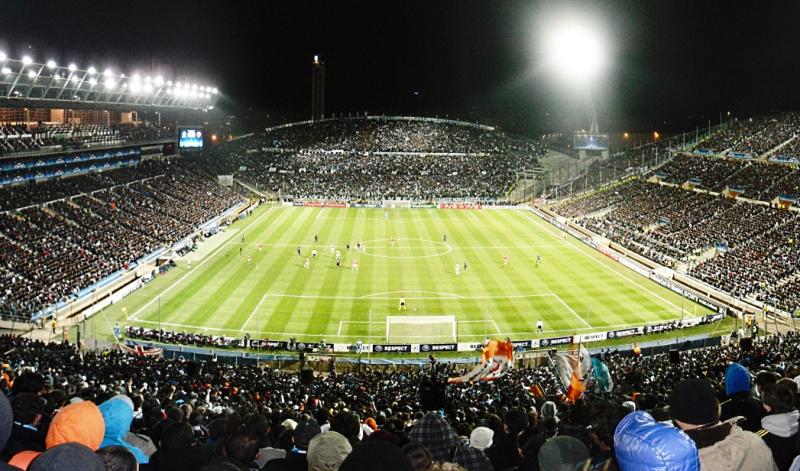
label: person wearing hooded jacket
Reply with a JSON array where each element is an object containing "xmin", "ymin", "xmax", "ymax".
[
  {"xmin": 757, "ymin": 382, "xmax": 800, "ymax": 471},
  {"xmin": 670, "ymin": 379, "xmax": 777, "ymax": 471},
  {"xmin": 99, "ymin": 398, "xmax": 149, "ymax": 464},
  {"xmin": 8, "ymin": 400, "xmax": 105, "ymax": 470},
  {"xmin": 408, "ymin": 412, "xmax": 492, "ymax": 471},
  {"xmin": 614, "ymin": 411, "xmax": 699, "ymax": 471},
  {"xmin": 720, "ymin": 362, "xmax": 765, "ymax": 433}
]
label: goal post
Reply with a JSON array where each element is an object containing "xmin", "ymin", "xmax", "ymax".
[{"xmin": 385, "ymin": 315, "xmax": 457, "ymax": 343}]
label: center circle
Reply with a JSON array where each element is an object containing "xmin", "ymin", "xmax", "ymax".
[{"xmin": 359, "ymin": 238, "xmax": 452, "ymax": 259}]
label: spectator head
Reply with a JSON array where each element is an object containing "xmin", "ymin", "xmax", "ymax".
[
  {"xmin": 518, "ymin": 430, "xmax": 546, "ymax": 459},
  {"xmin": 537, "ymin": 436, "xmax": 590, "ymax": 471},
  {"xmin": 761, "ymin": 383, "xmax": 796, "ymax": 414},
  {"xmin": 401, "ymin": 443, "xmax": 433, "ymax": 471},
  {"xmin": 11, "ymin": 393, "xmax": 44, "ymax": 426},
  {"xmin": 12, "ymin": 372, "xmax": 46, "ymax": 396},
  {"xmin": 98, "ymin": 398, "xmax": 148, "ymax": 464},
  {"xmin": 469, "ymin": 426, "xmax": 493, "ymax": 450},
  {"xmin": 293, "ymin": 419, "xmax": 322, "ymax": 450},
  {"xmin": 541, "ymin": 401, "xmax": 559, "ymax": 423},
  {"xmin": 46, "ymin": 400, "xmax": 105, "ymax": 450},
  {"xmin": 777, "ymin": 378, "xmax": 798, "ymax": 397},
  {"xmin": 330, "ymin": 412, "xmax": 360, "ymax": 441},
  {"xmin": 31, "ymin": 443, "xmax": 106, "ymax": 471},
  {"xmin": 340, "ymin": 441, "xmax": 413, "ymax": 471},
  {"xmin": 669, "ymin": 379, "xmax": 720, "ymax": 430},
  {"xmin": 503, "ymin": 408, "xmax": 528, "ymax": 436},
  {"xmin": 307, "ymin": 431, "xmax": 352, "ymax": 471},
  {"xmin": 614, "ymin": 411, "xmax": 700, "ymax": 471},
  {"xmin": 223, "ymin": 429, "xmax": 260, "ymax": 466},
  {"xmin": 589, "ymin": 403, "xmax": 629, "ymax": 452},
  {"xmin": 408, "ymin": 413, "xmax": 461, "ymax": 461},
  {"xmin": 160, "ymin": 421, "xmax": 194, "ymax": 450},
  {"xmin": 97, "ymin": 445, "xmax": 138, "ymax": 471},
  {"xmin": 755, "ymin": 371, "xmax": 780, "ymax": 395},
  {"xmin": 725, "ymin": 363, "xmax": 751, "ymax": 396}
]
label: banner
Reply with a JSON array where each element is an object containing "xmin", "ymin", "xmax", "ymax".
[
  {"xmin": 553, "ymin": 346, "xmax": 592, "ymax": 402},
  {"xmin": 372, "ymin": 344, "xmax": 412, "ymax": 353},
  {"xmin": 606, "ymin": 327, "xmax": 643, "ymax": 339},
  {"xmin": 438, "ymin": 202, "xmax": 483, "ymax": 209},
  {"xmin": 539, "ymin": 336, "xmax": 574, "ymax": 348},
  {"xmin": 448, "ymin": 339, "xmax": 514, "ymax": 383},
  {"xmin": 418, "ymin": 343, "xmax": 457, "ymax": 353}
]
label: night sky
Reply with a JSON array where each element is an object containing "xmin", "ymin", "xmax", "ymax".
[{"xmin": 3, "ymin": 0, "xmax": 800, "ymax": 134}]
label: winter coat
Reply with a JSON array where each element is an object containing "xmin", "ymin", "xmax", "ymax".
[
  {"xmin": 408, "ymin": 413, "xmax": 493, "ymax": 471},
  {"xmin": 98, "ymin": 399, "xmax": 149, "ymax": 464},
  {"xmin": 9, "ymin": 401, "xmax": 105, "ymax": 470},
  {"xmin": 685, "ymin": 416, "xmax": 777, "ymax": 471},
  {"xmin": 758, "ymin": 410, "xmax": 800, "ymax": 471},
  {"xmin": 614, "ymin": 411, "xmax": 699, "ymax": 471}
]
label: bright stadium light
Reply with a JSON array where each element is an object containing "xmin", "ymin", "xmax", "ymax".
[
  {"xmin": 1, "ymin": 67, "xmax": 10, "ymax": 75},
  {"xmin": 22, "ymin": 56, "xmax": 33, "ymax": 65},
  {"xmin": 46, "ymin": 60, "xmax": 57, "ymax": 69},
  {"xmin": 0, "ymin": 52, "xmax": 6, "ymax": 61},
  {"xmin": 87, "ymin": 66, "xmax": 97, "ymax": 74},
  {"xmin": 68, "ymin": 63, "xmax": 77, "ymax": 71},
  {"xmin": 542, "ymin": 16, "xmax": 608, "ymax": 85},
  {"xmin": 103, "ymin": 68, "xmax": 112, "ymax": 77},
  {"xmin": 144, "ymin": 83, "xmax": 153, "ymax": 93},
  {"xmin": 104, "ymin": 79, "xmax": 116, "ymax": 90},
  {"xmin": 71, "ymin": 75, "xmax": 79, "ymax": 83},
  {"xmin": 212, "ymin": 87, "xmax": 218, "ymax": 94},
  {"xmin": 27, "ymin": 70, "xmax": 36, "ymax": 79},
  {"xmin": 132, "ymin": 73, "xmax": 140, "ymax": 82},
  {"xmin": 88, "ymin": 77, "xmax": 97, "ymax": 86},
  {"xmin": 154, "ymin": 76, "xmax": 164, "ymax": 86}
]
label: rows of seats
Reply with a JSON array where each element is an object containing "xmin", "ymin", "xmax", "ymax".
[
  {"xmin": 0, "ymin": 122, "xmax": 175, "ymax": 156},
  {"xmin": 0, "ymin": 160, "xmax": 244, "ymax": 319}
]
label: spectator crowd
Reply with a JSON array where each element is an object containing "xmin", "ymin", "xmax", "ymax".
[
  {"xmin": 0, "ymin": 329, "xmax": 795, "ymax": 470},
  {"xmin": 0, "ymin": 159, "xmax": 244, "ymax": 320},
  {"xmin": 195, "ymin": 117, "xmax": 546, "ymax": 202}
]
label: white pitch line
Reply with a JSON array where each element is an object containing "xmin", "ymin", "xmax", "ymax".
[
  {"xmin": 519, "ymin": 210, "xmax": 686, "ymax": 313},
  {"xmin": 553, "ymin": 293, "xmax": 592, "ymax": 328},
  {"xmin": 240, "ymin": 292, "xmax": 269, "ymax": 333},
  {"xmin": 259, "ymin": 292, "xmax": 558, "ymax": 301},
  {"xmin": 128, "ymin": 206, "xmax": 276, "ymax": 321}
]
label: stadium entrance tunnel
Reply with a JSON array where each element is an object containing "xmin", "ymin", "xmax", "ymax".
[{"xmin": 361, "ymin": 238, "xmax": 452, "ymax": 259}]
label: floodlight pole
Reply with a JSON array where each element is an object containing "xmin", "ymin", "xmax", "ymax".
[{"xmin": 584, "ymin": 87, "xmax": 599, "ymax": 135}]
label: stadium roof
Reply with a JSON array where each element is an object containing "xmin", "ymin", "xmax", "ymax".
[{"xmin": 0, "ymin": 53, "xmax": 219, "ymax": 112}]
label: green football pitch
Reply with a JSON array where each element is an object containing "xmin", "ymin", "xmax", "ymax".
[{"xmin": 96, "ymin": 204, "xmax": 715, "ymax": 344}]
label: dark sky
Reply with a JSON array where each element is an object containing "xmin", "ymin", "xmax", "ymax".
[{"xmin": 2, "ymin": 0, "xmax": 800, "ymax": 134}]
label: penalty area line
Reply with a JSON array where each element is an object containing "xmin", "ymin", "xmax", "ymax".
[{"xmin": 240, "ymin": 292, "xmax": 269, "ymax": 333}]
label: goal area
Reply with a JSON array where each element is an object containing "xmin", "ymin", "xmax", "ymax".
[{"xmin": 385, "ymin": 315, "xmax": 457, "ymax": 343}]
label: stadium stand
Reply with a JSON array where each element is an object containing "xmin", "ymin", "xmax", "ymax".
[
  {"xmin": 0, "ymin": 329, "xmax": 794, "ymax": 469},
  {"xmin": 0, "ymin": 122, "xmax": 175, "ymax": 157},
  {"xmin": 195, "ymin": 117, "xmax": 546, "ymax": 201},
  {"xmin": 0, "ymin": 159, "xmax": 244, "ymax": 319}
]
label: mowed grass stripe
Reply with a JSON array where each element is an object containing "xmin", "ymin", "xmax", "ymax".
[{"xmin": 124, "ymin": 207, "xmax": 714, "ymax": 342}]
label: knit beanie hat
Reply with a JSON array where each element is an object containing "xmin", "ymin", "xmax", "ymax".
[
  {"xmin": 469, "ymin": 426, "xmax": 494, "ymax": 450},
  {"xmin": 669, "ymin": 379, "xmax": 720, "ymax": 426},
  {"xmin": 308, "ymin": 431, "xmax": 352, "ymax": 471},
  {"xmin": 725, "ymin": 363, "xmax": 751, "ymax": 396}
]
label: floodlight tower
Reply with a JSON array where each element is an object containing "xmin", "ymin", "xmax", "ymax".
[{"xmin": 543, "ymin": 16, "xmax": 607, "ymax": 134}]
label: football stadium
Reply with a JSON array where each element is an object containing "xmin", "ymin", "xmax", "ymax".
[{"xmin": 0, "ymin": 2, "xmax": 799, "ymax": 471}]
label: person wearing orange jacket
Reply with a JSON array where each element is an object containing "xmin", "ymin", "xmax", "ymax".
[{"xmin": 8, "ymin": 400, "xmax": 105, "ymax": 470}]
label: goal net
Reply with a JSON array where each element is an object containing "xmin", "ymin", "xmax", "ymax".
[{"xmin": 385, "ymin": 315, "xmax": 457, "ymax": 343}]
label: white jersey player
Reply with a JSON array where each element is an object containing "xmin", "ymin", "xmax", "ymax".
[
  {"xmin": 455, "ymin": 264, "xmax": 461, "ymax": 276},
  {"xmin": 304, "ymin": 257, "xmax": 310, "ymax": 270},
  {"xmin": 399, "ymin": 297, "xmax": 406, "ymax": 311},
  {"xmin": 537, "ymin": 319, "xmax": 543, "ymax": 333}
]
